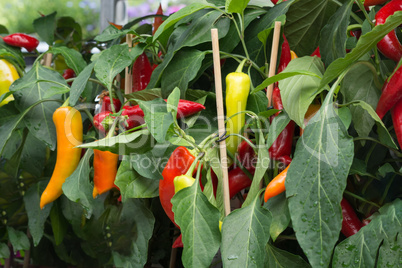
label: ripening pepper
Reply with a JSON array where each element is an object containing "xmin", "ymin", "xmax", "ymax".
[
  {"xmin": 0, "ymin": 59, "xmax": 19, "ymax": 107},
  {"xmin": 132, "ymin": 53, "xmax": 153, "ymax": 92},
  {"xmin": 174, "ymin": 174, "xmax": 195, "ymax": 193},
  {"xmin": 93, "ymin": 149, "xmax": 119, "ymax": 198},
  {"xmin": 40, "ymin": 106, "xmax": 83, "ymax": 209},
  {"xmin": 277, "ymin": 34, "xmax": 291, "ymax": 74},
  {"xmin": 376, "ymin": 64, "xmax": 402, "ymax": 119},
  {"xmin": 236, "ymin": 140, "xmax": 257, "ymax": 174},
  {"xmin": 225, "ymin": 59, "xmax": 250, "ymax": 155},
  {"xmin": 3, "ymin": 33, "xmax": 39, "ymax": 52},
  {"xmin": 101, "ymin": 95, "xmax": 122, "ymax": 113},
  {"xmin": 375, "ymin": 0, "xmax": 402, "ymax": 62},
  {"xmin": 363, "ymin": 0, "xmax": 387, "ymax": 7},
  {"xmin": 152, "ymin": 4, "xmax": 164, "ymax": 35},
  {"xmin": 264, "ymin": 165, "xmax": 289, "ymax": 202},
  {"xmin": 62, "ymin": 68, "xmax": 76, "ymax": 86},
  {"xmin": 391, "ymin": 98, "xmax": 402, "ymax": 149},
  {"xmin": 341, "ymin": 198, "xmax": 364, "ymax": 237}
]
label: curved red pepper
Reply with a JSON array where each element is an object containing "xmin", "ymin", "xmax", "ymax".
[
  {"xmin": 364, "ymin": 0, "xmax": 387, "ymax": 7},
  {"xmin": 391, "ymin": 98, "xmax": 402, "ymax": 149},
  {"xmin": 132, "ymin": 53, "xmax": 153, "ymax": 92},
  {"xmin": 121, "ymin": 99, "xmax": 205, "ymax": 130},
  {"xmin": 160, "ymin": 146, "xmax": 196, "ymax": 228},
  {"xmin": 3, "ymin": 33, "xmax": 39, "ymax": 52},
  {"xmin": 277, "ymin": 34, "xmax": 291, "ymax": 74},
  {"xmin": 153, "ymin": 4, "xmax": 164, "ymax": 36},
  {"xmin": 228, "ymin": 167, "xmax": 252, "ymax": 199},
  {"xmin": 269, "ymin": 87, "xmax": 295, "ymax": 165},
  {"xmin": 376, "ymin": 64, "xmax": 402, "ymax": 119},
  {"xmin": 375, "ymin": 0, "xmax": 402, "ymax": 62},
  {"xmin": 341, "ymin": 198, "xmax": 363, "ymax": 237},
  {"xmin": 237, "ymin": 140, "xmax": 257, "ymax": 174}
]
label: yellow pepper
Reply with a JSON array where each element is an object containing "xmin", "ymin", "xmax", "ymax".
[
  {"xmin": 174, "ymin": 174, "xmax": 195, "ymax": 193},
  {"xmin": 0, "ymin": 59, "xmax": 19, "ymax": 107},
  {"xmin": 225, "ymin": 59, "xmax": 250, "ymax": 155}
]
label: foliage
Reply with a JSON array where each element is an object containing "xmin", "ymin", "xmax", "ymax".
[{"xmin": 0, "ymin": 0, "xmax": 401, "ymax": 267}]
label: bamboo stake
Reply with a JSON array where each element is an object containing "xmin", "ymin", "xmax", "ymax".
[
  {"xmin": 125, "ymin": 34, "xmax": 133, "ymax": 102},
  {"xmin": 42, "ymin": 53, "xmax": 52, "ymax": 67},
  {"xmin": 211, "ymin": 28, "xmax": 231, "ymax": 216},
  {"xmin": 266, "ymin": 21, "xmax": 282, "ymax": 106}
]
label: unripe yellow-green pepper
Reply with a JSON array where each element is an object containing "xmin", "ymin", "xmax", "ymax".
[
  {"xmin": 0, "ymin": 59, "xmax": 19, "ymax": 107},
  {"xmin": 225, "ymin": 59, "xmax": 250, "ymax": 155},
  {"xmin": 174, "ymin": 174, "xmax": 195, "ymax": 193}
]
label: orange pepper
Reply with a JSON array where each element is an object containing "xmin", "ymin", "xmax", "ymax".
[
  {"xmin": 92, "ymin": 149, "xmax": 119, "ymax": 198},
  {"xmin": 264, "ymin": 165, "xmax": 289, "ymax": 202}
]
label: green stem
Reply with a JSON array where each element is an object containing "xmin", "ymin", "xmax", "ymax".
[
  {"xmin": 106, "ymin": 117, "xmax": 119, "ymax": 138},
  {"xmin": 185, "ymin": 152, "xmax": 205, "ymax": 177},
  {"xmin": 232, "ymin": 14, "xmax": 250, "ymax": 59},
  {"xmin": 379, "ymin": 174, "xmax": 396, "ymax": 206},
  {"xmin": 344, "ymin": 190, "xmax": 381, "ymax": 208},
  {"xmin": 61, "ymin": 97, "xmax": 70, "ymax": 107},
  {"xmin": 218, "ymin": 51, "xmax": 267, "ymax": 78},
  {"xmin": 353, "ymin": 137, "xmax": 401, "ymax": 156},
  {"xmin": 354, "ymin": 0, "xmax": 373, "ymax": 27},
  {"xmin": 347, "ymin": 24, "xmax": 362, "ymax": 34},
  {"xmin": 236, "ymin": 58, "xmax": 247, "ymax": 73}
]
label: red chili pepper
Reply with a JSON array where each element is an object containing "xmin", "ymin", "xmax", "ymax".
[
  {"xmin": 160, "ymin": 146, "xmax": 196, "ymax": 227},
  {"xmin": 93, "ymin": 111, "xmax": 114, "ymax": 133},
  {"xmin": 364, "ymin": 0, "xmax": 388, "ymax": 7},
  {"xmin": 391, "ymin": 98, "xmax": 402, "ymax": 149},
  {"xmin": 277, "ymin": 34, "xmax": 291, "ymax": 74},
  {"xmin": 132, "ymin": 53, "xmax": 153, "ymax": 92},
  {"xmin": 121, "ymin": 99, "xmax": 205, "ymax": 130},
  {"xmin": 375, "ymin": 0, "xmax": 402, "ymax": 62},
  {"xmin": 2, "ymin": 33, "xmax": 39, "ymax": 52},
  {"xmin": 269, "ymin": 87, "xmax": 295, "ymax": 165},
  {"xmin": 153, "ymin": 4, "xmax": 164, "ymax": 36},
  {"xmin": 341, "ymin": 198, "xmax": 364, "ymax": 237},
  {"xmin": 62, "ymin": 68, "xmax": 76, "ymax": 86},
  {"xmin": 271, "ymin": 0, "xmax": 288, "ymax": 4},
  {"xmin": 237, "ymin": 140, "xmax": 257, "ymax": 174},
  {"xmin": 311, "ymin": 47, "xmax": 321, "ymax": 58},
  {"xmin": 228, "ymin": 167, "xmax": 252, "ymax": 199},
  {"xmin": 101, "ymin": 95, "xmax": 122, "ymax": 113},
  {"xmin": 376, "ymin": 64, "xmax": 402, "ymax": 119},
  {"xmin": 172, "ymin": 234, "xmax": 183, "ymax": 248}
]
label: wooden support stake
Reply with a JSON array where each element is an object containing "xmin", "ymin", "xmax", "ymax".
[
  {"xmin": 266, "ymin": 21, "xmax": 282, "ymax": 106},
  {"xmin": 42, "ymin": 53, "xmax": 53, "ymax": 67},
  {"xmin": 125, "ymin": 34, "xmax": 133, "ymax": 102},
  {"xmin": 211, "ymin": 28, "xmax": 231, "ymax": 216}
]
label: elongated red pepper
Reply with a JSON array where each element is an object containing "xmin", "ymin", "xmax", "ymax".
[
  {"xmin": 160, "ymin": 146, "xmax": 196, "ymax": 227},
  {"xmin": 153, "ymin": 4, "xmax": 164, "ymax": 36},
  {"xmin": 269, "ymin": 87, "xmax": 295, "ymax": 166},
  {"xmin": 375, "ymin": 0, "xmax": 402, "ymax": 62},
  {"xmin": 132, "ymin": 53, "xmax": 153, "ymax": 92},
  {"xmin": 341, "ymin": 198, "xmax": 364, "ymax": 237},
  {"xmin": 364, "ymin": 0, "xmax": 387, "ymax": 7},
  {"xmin": 376, "ymin": 64, "xmax": 402, "ymax": 119},
  {"xmin": 391, "ymin": 98, "xmax": 402, "ymax": 149},
  {"xmin": 228, "ymin": 167, "xmax": 252, "ymax": 199},
  {"xmin": 237, "ymin": 140, "xmax": 257, "ymax": 174},
  {"xmin": 277, "ymin": 34, "xmax": 291, "ymax": 74},
  {"xmin": 2, "ymin": 33, "xmax": 39, "ymax": 52},
  {"xmin": 121, "ymin": 99, "xmax": 205, "ymax": 130}
]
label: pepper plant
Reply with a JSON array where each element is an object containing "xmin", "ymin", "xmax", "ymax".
[{"xmin": 0, "ymin": 0, "xmax": 401, "ymax": 267}]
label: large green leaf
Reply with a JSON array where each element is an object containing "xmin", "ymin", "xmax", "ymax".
[
  {"xmin": 265, "ymin": 243, "xmax": 310, "ymax": 268},
  {"xmin": 10, "ymin": 63, "xmax": 65, "ymax": 150},
  {"xmin": 280, "ymin": 56, "xmax": 326, "ymax": 127},
  {"xmin": 62, "ymin": 149, "xmax": 95, "ymax": 217},
  {"xmin": 112, "ymin": 199, "xmax": 155, "ymax": 268},
  {"xmin": 0, "ymin": 243, "xmax": 10, "ymax": 259},
  {"xmin": 263, "ymin": 192, "xmax": 290, "ymax": 242},
  {"xmin": 161, "ymin": 49, "xmax": 206, "ymax": 98},
  {"xmin": 171, "ymin": 181, "xmax": 221, "ymax": 267},
  {"xmin": 33, "ymin": 12, "xmax": 56, "ymax": 45},
  {"xmin": 332, "ymin": 198, "xmax": 402, "ymax": 267},
  {"xmin": 50, "ymin": 200, "xmax": 68, "ymax": 245},
  {"xmin": 221, "ymin": 195, "xmax": 272, "ymax": 267},
  {"xmin": 51, "ymin": 46, "xmax": 87, "ymax": 75},
  {"xmin": 7, "ymin": 226, "xmax": 30, "ymax": 251},
  {"xmin": 23, "ymin": 182, "xmax": 52, "ymax": 246},
  {"xmin": 0, "ymin": 43, "xmax": 25, "ymax": 70},
  {"xmin": 20, "ymin": 132, "xmax": 47, "ymax": 177},
  {"xmin": 377, "ymin": 234, "xmax": 401, "ymax": 268},
  {"xmin": 340, "ymin": 63, "xmax": 380, "ymax": 139},
  {"xmin": 286, "ymin": 101, "xmax": 354, "ymax": 268},
  {"xmin": 225, "ymin": 0, "xmax": 251, "ymax": 14},
  {"xmin": 114, "ymin": 158, "xmax": 159, "ymax": 201},
  {"xmin": 320, "ymin": 11, "xmax": 402, "ymax": 88},
  {"xmin": 69, "ymin": 62, "xmax": 95, "ymax": 106},
  {"xmin": 285, "ymin": 0, "xmax": 342, "ymax": 56},
  {"xmin": 319, "ymin": 0, "xmax": 353, "ymax": 67}
]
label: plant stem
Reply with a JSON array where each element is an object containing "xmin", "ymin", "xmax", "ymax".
[
  {"xmin": 344, "ymin": 190, "xmax": 381, "ymax": 208},
  {"xmin": 353, "ymin": 136, "xmax": 401, "ymax": 156}
]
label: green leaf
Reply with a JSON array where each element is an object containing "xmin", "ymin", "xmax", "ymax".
[
  {"xmin": 94, "ymin": 44, "xmax": 134, "ymax": 90},
  {"xmin": 62, "ymin": 149, "xmax": 94, "ymax": 217},
  {"xmin": 94, "ymin": 25, "xmax": 135, "ymax": 42},
  {"xmin": 225, "ymin": 0, "xmax": 251, "ymax": 14},
  {"xmin": 167, "ymin": 87, "xmax": 180, "ymax": 118},
  {"xmin": 332, "ymin": 199, "xmax": 402, "ymax": 267},
  {"xmin": 50, "ymin": 200, "xmax": 68, "ymax": 245},
  {"xmin": 112, "ymin": 199, "xmax": 155, "ymax": 268},
  {"xmin": 78, "ymin": 129, "xmax": 154, "ymax": 155},
  {"xmin": 349, "ymin": 100, "xmax": 398, "ymax": 149},
  {"xmin": 43, "ymin": 86, "xmax": 70, "ymax": 99},
  {"xmin": 114, "ymin": 158, "xmax": 159, "ymax": 201},
  {"xmin": 137, "ymin": 98, "xmax": 174, "ymax": 143},
  {"xmin": 125, "ymin": 88, "xmax": 162, "ymax": 105},
  {"xmin": 266, "ymin": 111, "xmax": 291, "ymax": 150},
  {"xmin": 247, "ymin": 91, "xmax": 268, "ymax": 115},
  {"xmin": 377, "ymin": 234, "xmax": 401, "ymax": 268},
  {"xmin": 171, "ymin": 181, "xmax": 221, "ymax": 267},
  {"xmin": 336, "ymin": 106, "xmax": 352, "ymax": 130},
  {"xmin": 23, "ymin": 182, "xmax": 52, "ymax": 246},
  {"xmin": 51, "ymin": 46, "xmax": 87, "ymax": 75},
  {"xmin": 221, "ymin": 195, "xmax": 272, "ymax": 267},
  {"xmin": 265, "ymin": 243, "xmax": 311, "ymax": 268},
  {"xmin": 10, "ymin": 63, "xmax": 65, "ymax": 150},
  {"xmin": 7, "ymin": 226, "xmax": 30, "ymax": 251},
  {"xmin": 161, "ymin": 49, "xmax": 206, "ymax": 98},
  {"xmin": 69, "ymin": 62, "xmax": 95, "ymax": 106},
  {"xmin": 0, "ymin": 47, "xmax": 25, "ymax": 70},
  {"xmin": 3, "ymin": 128, "xmax": 27, "ymax": 177},
  {"xmin": 33, "ymin": 12, "xmax": 56, "ymax": 45},
  {"xmin": 320, "ymin": 11, "xmax": 402, "ymax": 87},
  {"xmin": 153, "ymin": 3, "xmax": 214, "ymax": 41},
  {"xmin": 263, "ymin": 192, "xmax": 290, "ymax": 242},
  {"xmin": 0, "ymin": 243, "xmax": 10, "ymax": 259},
  {"xmin": 252, "ymin": 70, "xmax": 322, "ymax": 94},
  {"xmin": 286, "ymin": 101, "xmax": 354, "ymax": 268},
  {"xmin": 285, "ymin": 0, "xmax": 341, "ymax": 56},
  {"xmin": 319, "ymin": 0, "xmax": 353, "ymax": 67},
  {"xmin": 340, "ymin": 63, "xmax": 380, "ymax": 139},
  {"xmin": 280, "ymin": 56, "xmax": 327, "ymax": 127}
]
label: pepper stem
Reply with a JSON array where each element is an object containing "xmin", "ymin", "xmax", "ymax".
[
  {"xmin": 61, "ymin": 97, "xmax": 70, "ymax": 107},
  {"xmin": 235, "ymin": 59, "xmax": 247, "ymax": 73},
  {"xmin": 185, "ymin": 152, "xmax": 205, "ymax": 177}
]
